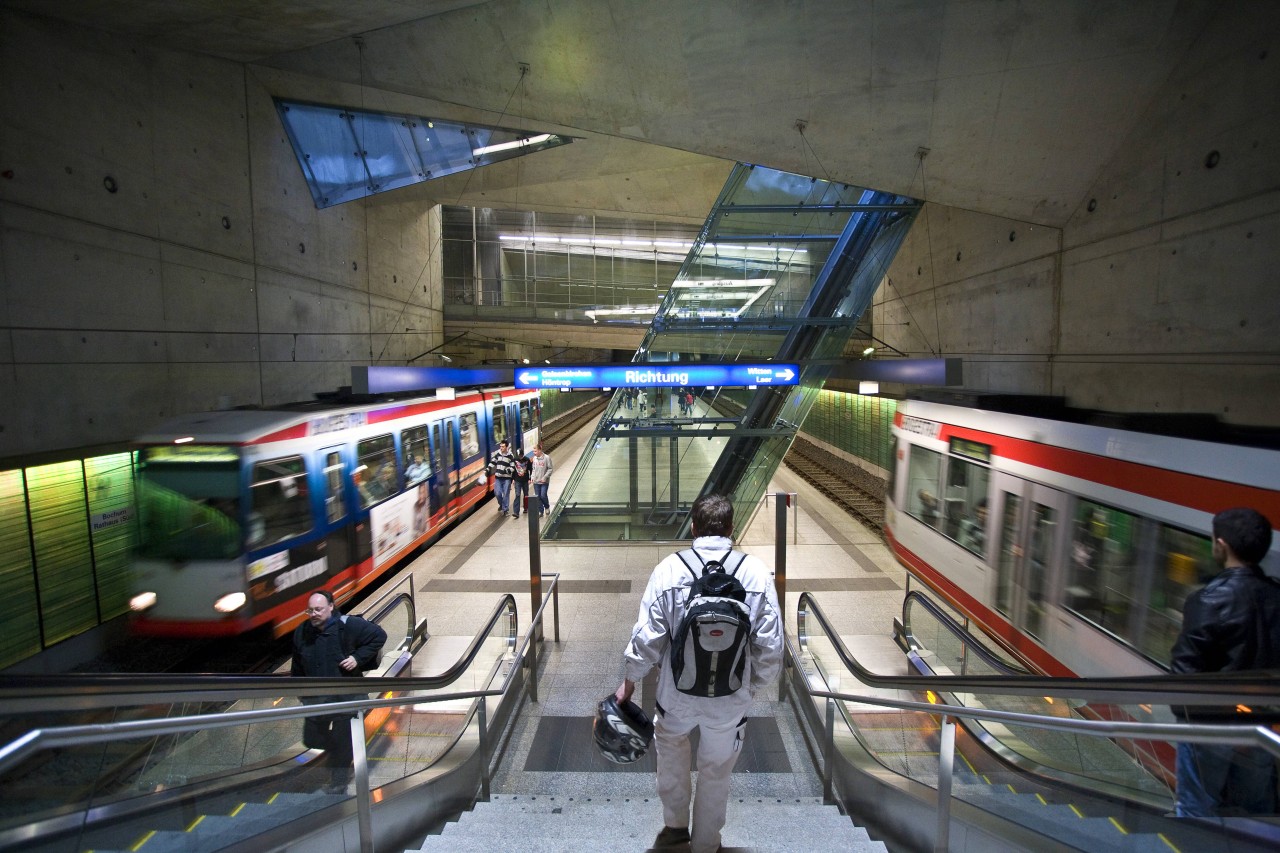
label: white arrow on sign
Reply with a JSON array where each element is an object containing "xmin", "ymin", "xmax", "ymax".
[
  {"xmin": 520, "ymin": 372, "xmax": 540, "ymax": 384},
  {"xmin": 777, "ymin": 368, "xmax": 795, "ymax": 381}
]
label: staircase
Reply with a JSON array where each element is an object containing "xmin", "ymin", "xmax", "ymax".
[{"xmin": 407, "ymin": 793, "xmax": 888, "ymax": 852}]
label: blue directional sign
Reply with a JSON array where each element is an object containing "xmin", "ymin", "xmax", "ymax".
[{"xmin": 514, "ymin": 363, "xmax": 799, "ymax": 390}]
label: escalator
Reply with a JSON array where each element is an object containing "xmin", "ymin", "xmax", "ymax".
[
  {"xmin": 790, "ymin": 588, "xmax": 1280, "ymax": 852},
  {"xmin": 0, "ymin": 581, "xmax": 528, "ymax": 853}
]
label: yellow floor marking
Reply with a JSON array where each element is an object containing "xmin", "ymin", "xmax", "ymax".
[
  {"xmin": 1006, "ymin": 784, "xmax": 1017, "ymax": 795},
  {"xmin": 185, "ymin": 815, "xmax": 205, "ymax": 832},
  {"xmin": 128, "ymin": 830, "xmax": 156, "ymax": 851},
  {"xmin": 268, "ymin": 792, "xmax": 280, "ymax": 804},
  {"xmin": 1108, "ymin": 817, "xmax": 1128, "ymax": 835},
  {"xmin": 1069, "ymin": 804, "xmax": 1084, "ymax": 819},
  {"xmin": 959, "ymin": 753, "xmax": 978, "ymax": 775},
  {"xmin": 1035, "ymin": 794, "xmax": 1046, "ymax": 805},
  {"xmin": 1158, "ymin": 832, "xmax": 1181, "ymax": 852},
  {"xmin": 981, "ymin": 774, "xmax": 992, "ymax": 785},
  {"xmin": 230, "ymin": 802, "xmax": 246, "ymax": 817}
]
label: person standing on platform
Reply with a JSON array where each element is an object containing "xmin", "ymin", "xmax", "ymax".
[
  {"xmin": 638, "ymin": 388, "xmax": 648, "ymax": 418},
  {"xmin": 510, "ymin": 450, "xmax": 531, "ymax": 519},
  {"xmin": 529, "ymin": 444, "xmax": 554, "ymax": 518},
  {"xmin": 292, "ymin": 590, "xmax": 387, "ymax": 793},
  {"xmin": 489, "ymin": 439, "xmax": 516, "ymax": 517},
  {"xmin": 615, "ymin": 493, "xmax": 783, "ymax": 853},
  {"xmin": 1170, "ymin": 507, "xmax": 1280, "ymax": 817}
]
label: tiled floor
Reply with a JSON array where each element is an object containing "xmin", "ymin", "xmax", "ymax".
[{"xmin": 379, "ymin": 414, "xmax": 914, "ymax": 810}]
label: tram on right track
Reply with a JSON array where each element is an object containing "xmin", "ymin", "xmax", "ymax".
[{"xmin": 884, "ymin": 395, "xmax": 1280, "ymax": 679}]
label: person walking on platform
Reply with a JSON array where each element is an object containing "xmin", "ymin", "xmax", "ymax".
[
  {"xmin": 528, "ymin": 444, "xmax": 554, "ymax": 517},
  {"xmin": 638, "ymin": 388, "xmax": 648, "ymax": 418},
  {"xmin": 510, "ymin": 450, "xmax": 530, "ymax": 519},
  {"xmin": 489, "ymin": 439, "xmax": 516, "ymax": 516},
  {"xmin": 292, "ymin": 590, "xmax": 387, "ymax": 793},
  {"xmin": 1170, "ymin": 507, "xmax": 1280, "ymax": 817},
  {"xmin": 615, "ymin": 494, "xmax": 783, "ymax": 853}
]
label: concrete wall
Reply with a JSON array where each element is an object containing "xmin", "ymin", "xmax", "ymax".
[
  {"xmin": 874, "ymin": 6, "xmax": 1280, "ymax": 425},
  {"xmin": 0, "ymin": 12, "xmax": 444, "ymax": 458}
]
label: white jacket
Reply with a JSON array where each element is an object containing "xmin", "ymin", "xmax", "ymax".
[{"xmin": 623, "ymin": 536, "xmax": 783, "ymax": 721}]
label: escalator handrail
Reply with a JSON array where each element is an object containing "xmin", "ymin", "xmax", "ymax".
[
  {"xmin": 900, "ymin": 590, "xmax": 1030, "ymax": 676},
  {"xmin": 0, "ymin": 574, "xmax": 560, "ymax": 777},
  {"xmin": 786, "ymin": 627, "xmax": 1280, "ymax": 758},
  {"xmin": 797, "ymin": 591, "xmax": 1280, "ymax": 706},
  {"xmin": 0, "ymin": 580, "xmax": 538, "ymax": 713}
]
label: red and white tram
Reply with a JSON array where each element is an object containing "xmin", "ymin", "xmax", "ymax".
[
  {"xmin": 885, "ymin": 396, "xmax": 1280, "ymax": 678},
  {"xmin": 129, "ymin": 385, "xmax": 540, "ymax": 638}
]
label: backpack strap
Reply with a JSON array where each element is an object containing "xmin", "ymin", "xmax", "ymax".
[
  {"xmin": 682, "ymin": 548, "xmax": 746, "ymax": 577},
  {"xmin": 675, "ymin": 549, "xmax": 702, "ymax": 582}
]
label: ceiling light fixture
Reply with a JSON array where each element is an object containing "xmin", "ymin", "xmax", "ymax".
[{"xmin": 472, "ymin": 133, "xmax": 553, "ymax": 157}]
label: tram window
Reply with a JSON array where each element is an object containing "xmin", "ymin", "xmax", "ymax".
[
  {"xmin": 905, "ymin": 446, "xmax": 943, "ymax": 529},
  {"xmin": 519, "ymin": 401, "xmax": 531, "ymax": 434},
  {"xmin": 945, "ymin": 458, "xmax": 990, "ymax": 556},
  {"xmin": 492, "ymin": 405, "xmax": 507, "ymax": 446},
  {"xmin": 995, "ymin": 493, "xmax": 1022, "ymax": 616},
  {"xmin": 247, "ymin": 456, "xmax": 311, "ymax": 547},
  {"xmin": 323, "ymin": 451, "xmax": 345, "ymax": 524},
  {"xmin": 1025, "ymin": 503, "xmax": 1056, "ymax": 639},
  {"xmin": 355, "ymin": 435, "xmax": 397, "ymax": 508},
  {"xmin": 403, "ymin": 426, "xmax": 431, "ymax": 486},
  {"xmin": 1139, "ymin": 524, "xmax": 1212, "ymax": 664},
  {"xmin": 136, "ymin": 447, "xmax": 241, "ymax": 560},
  {"xmin": 1065, "ymin": 501, "xmax": 1140, "ymax": 638},
  {"xmin": 459, "ymin": 413, "xmax": 480, "ymax": 457}
]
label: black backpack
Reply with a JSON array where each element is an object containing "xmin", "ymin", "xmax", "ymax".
[{"xmin": 670, "ymin": 549, "xmax": 751, "ymax": 697}]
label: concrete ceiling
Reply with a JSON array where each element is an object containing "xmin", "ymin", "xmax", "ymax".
[{"xmin": 2, "ymin": 0, "xmax": 1221, "ymax": 227}]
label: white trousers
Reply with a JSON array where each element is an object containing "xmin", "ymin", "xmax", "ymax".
[{"xmin": 655, "ymin": 707, "xmax": 746, "ymax": 853}]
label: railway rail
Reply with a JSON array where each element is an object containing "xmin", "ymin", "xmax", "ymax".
[{"xmin": 782, "ymin": 438, "xmax": 885, "ymax": 531}]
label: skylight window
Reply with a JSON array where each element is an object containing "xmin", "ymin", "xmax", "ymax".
[{"xmin": 275, "ymin": 99, "xmax": 573, "ymax": 208}]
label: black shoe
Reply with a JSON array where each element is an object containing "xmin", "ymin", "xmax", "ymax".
[
  {"xmin": 512, "ymin": 513, "xmax": 520, "ymax": 518},
  {"xmin": 653, "ymin": 826, "xmax": 691, "ymax": 848}
]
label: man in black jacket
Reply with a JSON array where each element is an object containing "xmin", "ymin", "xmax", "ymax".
[
  {"xmin": 292, "ymin": 590, "xmax": 387, "ymax": 793},
  {"xmin": 1170, "ymin": 507, "xmax": 1280, "ymax": 817}
]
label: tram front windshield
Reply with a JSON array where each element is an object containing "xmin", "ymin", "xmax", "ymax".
[{"xmin": 137, "ymin": 446, "xmax": 242, "ymax": 560}]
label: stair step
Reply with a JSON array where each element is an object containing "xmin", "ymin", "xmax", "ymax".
[{"xmin": 409, "ymin": 796, "xmax": 886, "ymax": 852}]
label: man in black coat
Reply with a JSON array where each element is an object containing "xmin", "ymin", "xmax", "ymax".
[
  {"xmin": 292, "ymin": 589, "xmax": 387, "ymax": 793},
  {"xmin": 1170, "ymin": 507, "xmax": 1280, "ymax": 817}
]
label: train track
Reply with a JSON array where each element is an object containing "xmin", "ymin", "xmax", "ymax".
[
  {"xmin": 540, "ymin": 395, "xmax": 609, "ymax": 451},
  {"xmin": 782, "ymin": 439, "xmax": 885, "ymax": 531},
  {"xmin": 705, "ymin": 396, "xmax": 886, "ymax": 532}
]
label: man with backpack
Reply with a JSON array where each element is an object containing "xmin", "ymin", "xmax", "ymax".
[{"xmin": 615, "ymin": 493, "xmax": 783, "ymax": 852}]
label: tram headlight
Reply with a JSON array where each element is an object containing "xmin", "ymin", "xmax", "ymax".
[
  {"xmin": 130, "ymin": 591, "xmax": 157, "ymax": 612},
  {"xmin": 214, "ymin": 592, "xmax": 247, "ymax": 614}
]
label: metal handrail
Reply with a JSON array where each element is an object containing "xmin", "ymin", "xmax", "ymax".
[
  {"xmin": 0, "ymin": 585, "xmax": 533, "ymax": 713},
  {"xmin": 900, "ymin": 590, "xmax": 1029, "ymax": 676},
  {"xmin": 797, "ymin": 591, "xmax": 1280, "ymax": 706},
  {"xmin": 787, "ymin": 603, "xmax": 1280, "ymax": 853},
  {"xmin": 0, "ymin": 573, "xmax": 562, "ymax": 853}
]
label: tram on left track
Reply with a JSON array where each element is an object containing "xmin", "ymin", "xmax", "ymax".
[{"xmin": 127, "ymin": 385, "xmax": 541, "ymax": 638}]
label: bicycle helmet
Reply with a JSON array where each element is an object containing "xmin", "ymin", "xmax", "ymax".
[{"xmin": 592, "ymin": 695, "xmax": 654, "ymax": 765}]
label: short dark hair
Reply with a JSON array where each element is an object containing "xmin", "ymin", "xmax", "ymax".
[
  {"xmin": 691, "ymin": 494, "xmax": 733, "ymax": 538},
  {"xmin": 1212, "ymin": 507, "xmax": 1273, "ymax": 564}
]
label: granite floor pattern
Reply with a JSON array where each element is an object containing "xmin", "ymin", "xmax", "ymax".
[{"xmin": 376, "ymin": 417, "xmax": 913, "ymax": 836}]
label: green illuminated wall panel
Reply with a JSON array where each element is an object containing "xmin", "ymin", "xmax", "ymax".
[
  {"xmin": 85, "ymin": 453, "xmax": 137, "ymax": 621},
  {"xmin": 26, "ymin": 461, "xmax": 96, "ymax": 645},
  {"xmin": 0, "ymin": 470, "xmax": 39, "ymax": 669},
  {"xmin": 803, "ymin": 391, "xmax": 898, "ymax": 472}
]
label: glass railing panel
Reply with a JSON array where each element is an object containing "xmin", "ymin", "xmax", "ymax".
[{"xmin": 901, "ymin": 593, "xmax": 1175, "ymax": 805}]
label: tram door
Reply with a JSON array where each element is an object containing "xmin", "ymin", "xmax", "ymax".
[{"xmin": 991, "ymin": 474, "xmax": 1067, "ymax": 642}]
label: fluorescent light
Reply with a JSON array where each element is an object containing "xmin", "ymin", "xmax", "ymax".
[
  {"xmin": 859, "ymin": 381, "xmax": 880, "ymax": 395},
  {"xmin": 472, "ymin": 133, "xmax": 553, "ymax": 157},
  {"xmin": 862, "ymin": 346, "xmax": 875, "ymax": 356}
]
